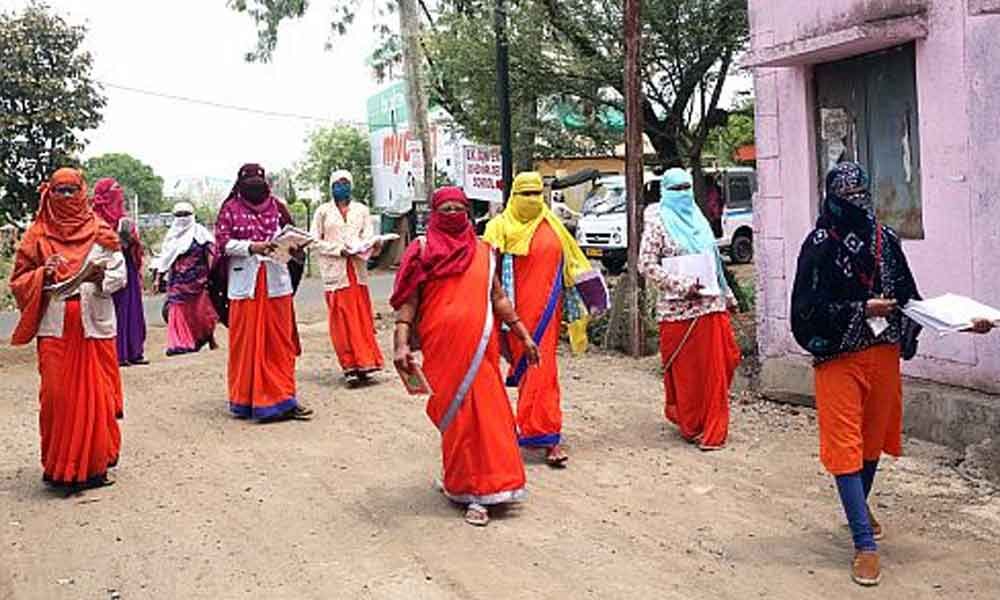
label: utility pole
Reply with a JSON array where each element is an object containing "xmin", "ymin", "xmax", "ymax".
[
  {"xmin": 624, "ymin": 0, "xmax": 644, "ymax": 358},
  {"xmin": 495, "ymin": 0, "xmax": 513, "ymax": 201},
  {"xmin": 398, "ymin": 0, "xmax": 435, "ymax": 204}
]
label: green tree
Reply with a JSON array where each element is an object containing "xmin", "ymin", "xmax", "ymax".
[
  {"xmin": 0, "ymin": 2, "xmax": 106, "ymax": 225},
  {"xmin": 229, "ymin": 0, "xmax": 748, "ymax": 174},
  {"xmin": 298, "ymin": 125, "xmax": 372, "ymax": 203},
  {"xmin": 84, "ymin": 153, "xmax": 166, "ymax": 214},
  {"xmin": 708, "ymin": 94, "xmax": 755, "ymax": 167}
]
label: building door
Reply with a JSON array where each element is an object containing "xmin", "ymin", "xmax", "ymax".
[{"xmin": 814, "ymin": 43, "xmax": 923, "ymax": 239}]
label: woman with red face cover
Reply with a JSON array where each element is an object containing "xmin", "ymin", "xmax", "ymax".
[
  {"xmin": 214, "ymin": 164, "xmax": 312, "ymax": 422},
  {"xmin": 9, "ymin": 168, "xmax": 125, "ymax": 491},
  {"xmin": 391, "ymin": 187, "xmax": 538, "ymax": 527}
]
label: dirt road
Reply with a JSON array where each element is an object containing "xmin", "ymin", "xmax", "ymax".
[{"xmin": 1, "ymin": 302, "xmax": 999, "ymax": 599}]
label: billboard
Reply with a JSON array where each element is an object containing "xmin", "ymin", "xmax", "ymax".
[{"xmin": 460, "ymin": 144, "xmax": 503, "ymax": 204}]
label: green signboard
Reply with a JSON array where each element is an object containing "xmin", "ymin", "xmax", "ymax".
[{"xmin": 367, "ymin": 82, "xmax": 409, "ymax": 131}]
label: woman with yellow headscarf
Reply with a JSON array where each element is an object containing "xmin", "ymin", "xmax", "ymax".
[{"xmin": 484, "ymin": 172, "xmax": 608, "ymax": 466}]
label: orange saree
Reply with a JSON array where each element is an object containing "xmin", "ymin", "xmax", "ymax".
[
  {"xmin": 506, "ymin": 222, "xmax": 564, "ymax": 447},
  {"xmin": 325, "ymin": 261, "xmax": 384, "ymax": 375},
  {"xmin": 36, "ymin": 300, "xmax": 122, "ymax": 486},
  {"xmin": 228, "ymin": 270, "xmax": 299, "ymax": 420},
  {"xmin": 658, "ymin": 313, "xmax": 740, "ymax": 448},
  {"xmin": 419, "ymin": 242, "xmax": 526, "ymax": 504}
]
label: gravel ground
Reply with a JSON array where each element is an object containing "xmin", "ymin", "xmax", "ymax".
[{"xmin": 1, "ymin": 287, "xmax": 999, "ymax": 599}]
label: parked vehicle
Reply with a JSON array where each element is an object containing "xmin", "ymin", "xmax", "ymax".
[{"xmin": 574, "ymin": 167, "xmax": 757, "ymax": 274}]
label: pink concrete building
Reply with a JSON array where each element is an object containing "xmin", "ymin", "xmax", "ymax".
[{"xmin": 746, "ymin": 1, "xmax": 1000, "ymax": 447}]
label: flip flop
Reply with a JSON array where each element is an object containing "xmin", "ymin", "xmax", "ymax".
[
  {"xmin": 465, "ymin": 503, "xmax": 489, "ymax": 527},
  {"xmin": 289, "ymin": 406, "xmax": 314, "ymax": 420},
  {"xmin": 546, "ymin": 447, "xmax": 569, "ymax": 468}
]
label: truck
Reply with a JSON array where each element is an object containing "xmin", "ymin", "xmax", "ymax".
[{"xmin": 574, "ymin": 167, "xmax": 756, "ymax": 274}]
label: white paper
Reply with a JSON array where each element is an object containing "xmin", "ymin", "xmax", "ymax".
[
  {"xmin": 268, "ymin": 225, "xmax": 314, "ymax": 264},
  {"xmin": 346, "ymin": 233, "xmax": 400, "ymax": 257},
  {"xmin": 660, "ymin": 252, "xmax": 720, "ymax": 300},
  {"xmin": 902, "ymin": 294, "xmax": 1000, "ymax": 334},
  {"xmin": 867, "ymin": 316, "xmax": 890, "ymax": 337},
  {"xmin": 44, "ymin": 256, "xmax": 112, "ymax": 300}
]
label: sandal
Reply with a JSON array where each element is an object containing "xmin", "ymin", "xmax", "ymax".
[
  {"xmin": 289, "ymin": 405, "xmax": 314, "ymax": 420},
  {"xmin": 465, "ymin": 503, "xmax": 489, "ymax": 527},
  {"xmin": 546, "ymin": 445, "xmax": 569, "ymax": 468}
]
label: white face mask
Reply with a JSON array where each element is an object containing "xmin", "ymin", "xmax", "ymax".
[{"xmin": 173, "ymin": 215, "xmax": 194, "ymax": 228}]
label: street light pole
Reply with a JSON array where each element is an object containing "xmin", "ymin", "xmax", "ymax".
[
  {"xmin": 624, "ymin": 0, "xmax": 644, "ymax": 358},
  {"xmin": 495, "ymin": 0, "xmax": 513, "ymax": 203}
]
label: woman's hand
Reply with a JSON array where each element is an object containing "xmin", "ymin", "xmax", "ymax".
[
  {"xmin": 249, "ymin": 242, "xmax": 276, "ymax": 256},
  {"xmin": 522, "ymin": 339, "xmax": 541, "ymax": 366},
  {"xmin": 966, "ymin": 318, "xmax": 995, "ymax": 335},
  {"xmin": 43, "ymin": 255, "xmax": 65, "ymax": 284},
  {"xmin": 84, "ymin": 266, "xmax": 106, "ymax": 286},
  {"xmin": 865, "ymin": 298, "xmax": 897, "ymax": 318},
  {"xmin": 684, "ymin": 281, "xmax": 704, "ymax": 301},
  {"xmin": 394, "ymin": 343, "xmax": 416, "ymax": 374}
]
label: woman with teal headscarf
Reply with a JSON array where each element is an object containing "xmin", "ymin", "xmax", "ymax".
[{"xmin": 638, "ymin": 167, "xmax": 741, "ymax": 451}]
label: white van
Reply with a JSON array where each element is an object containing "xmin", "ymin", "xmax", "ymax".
[{"xmin": 574, "ymin": 167, "xmax": 756, "ymax": 274}]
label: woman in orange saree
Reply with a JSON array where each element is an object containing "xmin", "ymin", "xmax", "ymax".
[
  {"xmin": 9, "ymin": 168, "xmax": 125, "ymax": 491},
  {"xmin": 483, "ymin": 172, "xmax": 609, "ymax": 467},
  {"xmin": 391, "ymin": 187, "xmax": 538, "ymax": 527}
]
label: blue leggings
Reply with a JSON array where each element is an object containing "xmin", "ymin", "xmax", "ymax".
[{"xmin": 835, "ymin": 459, "xmax": 880, "ymax": 551}]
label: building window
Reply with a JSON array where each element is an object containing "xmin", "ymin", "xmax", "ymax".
[{"xmin": 814, "ymin": 43, "xmax": 923, "ymax": 239}]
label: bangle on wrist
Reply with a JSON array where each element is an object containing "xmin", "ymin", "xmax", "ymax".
[{"xmin": 395, "ymin": 320, "xmax": 412, "ymax": 327}]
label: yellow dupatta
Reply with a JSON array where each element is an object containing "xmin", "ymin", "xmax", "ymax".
[{"xmin": 483, "ymin": 172, "xmax": 595, "ymax": 353}]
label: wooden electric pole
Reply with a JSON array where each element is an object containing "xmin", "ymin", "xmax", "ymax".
[
  {"xmin": 495, "ymin": 0, "xmax": 514, "ymax": 201},
  {"xmin": 624, "ymin": 0, "xmax": 644, "ymax": 358},
  {"xmin": 398, "ymin": 0, "xmax": 435, "ymax": 204}
]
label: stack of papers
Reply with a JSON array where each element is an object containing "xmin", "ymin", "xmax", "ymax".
[
  {"xmin": 44, "ymin": 259, "xmax": 101, "ymax": 300},
  {"xmin": 346, "ymin": 233, "xmax": 400, "ymax": 257},
  {"xmin": 902, "ymin": 294, "xmax": 1000, "ymax": 333},
  {"xmin": 268, "ymin": 225, "xmax": 314, "ymax": 263},
  {"xmin": 660, "ymin": 252, "xmax": 721, "ymax": 300}
]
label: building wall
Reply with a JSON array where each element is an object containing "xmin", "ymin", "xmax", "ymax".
[{"xmin": 750, "ymin": 0, "xmax": 1000, "ymax": 393}]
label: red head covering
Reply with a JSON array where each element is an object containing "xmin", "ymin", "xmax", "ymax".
[
  {"xmin": 390, "ymin": 186, "xmax": 477, "ymax": 309},
  {"xmin": 92, "ymin": 178, "xmax": 126, "ymax": 227},
  {"xmin": 92, "ymin": 177, "xmax": 143, "ymax": 269},
  {"xmin": 8, "ymin": 168, "xmax": 121, "ymax": 345}
]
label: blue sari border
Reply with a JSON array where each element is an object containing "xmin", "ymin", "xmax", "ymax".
[
  {"xmin": 518, "ymin": 433, "xmax": 561, "ymax": 447},
  {"xmin": 229, "ymin": 396, "xmax": 298, "ymax": 420}
]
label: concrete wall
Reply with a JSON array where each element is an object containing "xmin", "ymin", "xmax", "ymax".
[{"xmin": 750, "ymin": 0, "xmax": 1000, "ymax": 395}]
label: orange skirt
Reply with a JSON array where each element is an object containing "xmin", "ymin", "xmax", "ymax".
[
  {"xmin": 659, "ymin": 312, "xmax": 741, "ymax": 448},
  {"xmin": 325, "ymin": 261, "xmax": 383, "ymax": 374},
  {"xmin": 421, "ymin": 242, "xmax": 526, "ymax": 504},
  {"xmin": 506, "ymin": 222, "xmax": 565, "ymax": 448},
  {"xmin": 228, "ymin": 269, "xmax": 299, "ymax": 420},
  {"xmin": 37, "ymin": 299, "xmax": 122, "ymax": 486},
  {"xmin": 814, "ymin": 344, "xmax": 902, "ymax": 475}
]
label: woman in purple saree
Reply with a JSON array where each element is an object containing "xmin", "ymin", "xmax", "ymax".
[{"xmin": 92, "ymin": 178, "xmax": 148, "ymax": 366}]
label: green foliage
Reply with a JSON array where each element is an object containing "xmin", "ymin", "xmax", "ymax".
[
  {"xmin": 0, "ymin": 2, "xmax": 106, "ymax": 225},
  {"xmin": 708, "ymin": 94, "xmax": 755, "ymax": 166},
  {"xmin": 83, "ymin": 153, "xmax": 166, "ymax": 214},
  {"xmin": 194, "ymin": 203, "xmax": 217, "ymax": 227},
  {"xmin": 230, "ymin": 1, "xmax": 749, "ymax": 169},
  {"xmin": 298, "ymin": 125, "xmax": 372, "ymax": 203}
]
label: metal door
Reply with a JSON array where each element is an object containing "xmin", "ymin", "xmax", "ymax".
[{"xmin": 814, "ymin": 43, "xmax": 923, "ymax": 239}]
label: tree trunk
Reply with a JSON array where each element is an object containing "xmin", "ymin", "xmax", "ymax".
[{"xmin": 398, "ymin": 0, "xmax": 435, "ymax": 204}]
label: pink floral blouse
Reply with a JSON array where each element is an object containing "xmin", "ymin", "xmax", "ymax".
[{"xmin": 638, "ymin": 205, "xmax": 734, "ymax": 322}]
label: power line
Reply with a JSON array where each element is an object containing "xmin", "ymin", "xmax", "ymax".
[{"xmin": 98, "ymin": 80, "xmax": 367, "ymax": 126}]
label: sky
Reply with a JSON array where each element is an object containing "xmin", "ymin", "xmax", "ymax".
[{"xmin": 1, "ymin": 0, "xmax": 382, "ymax": 182}]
